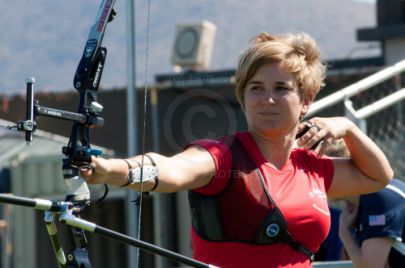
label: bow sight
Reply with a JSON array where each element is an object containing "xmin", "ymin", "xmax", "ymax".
[{"xmin": 8, "ymin": 0, "xmax": 117, "ymax": 204}]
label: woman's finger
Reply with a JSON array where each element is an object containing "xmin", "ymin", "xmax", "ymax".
[
  {"xmin": 79, "ymin": 165, "xmax": 94, "ymax": 177},
  {"xmin": 316, "ymin": 137, "xmax": 331, "ymax": 157},
  {"xmin": 298, "ymin": 126, "xmax": 324, "ymax": 150}
]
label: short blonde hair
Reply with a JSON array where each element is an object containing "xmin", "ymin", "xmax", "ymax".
[{"xmin": 234, "ymin": 32, "xmax": 326, "ymax": 109}]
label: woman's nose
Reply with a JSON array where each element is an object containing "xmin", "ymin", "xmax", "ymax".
[{"xmin": 263, "ymin": 89, "xmax": 275, "ymax": 104}]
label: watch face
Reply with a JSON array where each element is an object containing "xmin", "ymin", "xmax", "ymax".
[{"xmin": 175, "ymin": 28, "xmax": 199, "ymax": 59}]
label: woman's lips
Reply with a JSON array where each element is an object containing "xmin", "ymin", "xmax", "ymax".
[{"xmin": 258, "ymin": 111, "xmax": 280, "ymax": 115}]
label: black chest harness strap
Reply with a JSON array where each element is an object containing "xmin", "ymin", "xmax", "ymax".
[{"xmin": 255, "ymin": 169, "xmax": 315, "ymax": 262}]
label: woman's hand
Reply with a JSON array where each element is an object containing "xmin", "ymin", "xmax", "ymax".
[
  {"xmin": 79, "ymin": 156, "xmax": 111, "ymax": 184},
  {"xmin": 296, "ymin": 117, "xmax": 355, "ymax": 156}
]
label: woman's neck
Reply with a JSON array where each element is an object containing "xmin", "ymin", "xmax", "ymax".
[{"xmin": 249, "ymin": 129, "xmax": 295, "ymax": 170}]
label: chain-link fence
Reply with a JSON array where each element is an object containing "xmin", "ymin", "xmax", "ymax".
[{"xmin": 310, "ymin": 68, "xmax": 405, "ymax": 179}]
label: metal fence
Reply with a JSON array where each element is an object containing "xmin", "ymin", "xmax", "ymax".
[{"xmin": 308, "ymin": 59, "xmax": 405, "ymax": 178}]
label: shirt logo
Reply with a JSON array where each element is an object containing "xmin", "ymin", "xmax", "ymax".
[
  {"xmin": 369, "ymin": 215, "xmax": 386, "ymax": 226},
  {"xmin": 309, "ymin": 188, "xmax": 326, "ymax": 199}
]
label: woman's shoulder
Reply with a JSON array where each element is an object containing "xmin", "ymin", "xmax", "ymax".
[
  {"xmin": 189, "ymin": 133, "xmax": 237, "ymax": 149},
  {"xmin": 291, "ymin": 148, "xmax": 333, "ymax": 171},
  {"xmin": 291, "ymin": 147, "xmax": 317, "ymax": 162},
  {"xmin": 185, "ymin": 133, "xmax": 245, "ymax": 164}
]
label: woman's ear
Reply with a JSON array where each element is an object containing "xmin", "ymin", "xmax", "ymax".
[{"xmin": 300, "ymin": 97, "xmax": 312, "ymax": 118}]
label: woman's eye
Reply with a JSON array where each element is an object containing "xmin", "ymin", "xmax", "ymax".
[
  {"xmin": 250, "ymin": 86, "xmax": 262, "ymax": 91},
  {"xmin": 275, "ymin": 86, "xmax": 289, "ymax": 91}
]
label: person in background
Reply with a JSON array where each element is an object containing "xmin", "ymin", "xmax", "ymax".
[
  {"xmin": 328, "ymin": 139, "xmax": 405, "ymax": 268},
  {"xmin": 339, "ymin": 179, "xmax": 405, "ymax": 268},
  {"xmin": 80, "ymin": 32, "xmax": 393, "ymax": 268}
]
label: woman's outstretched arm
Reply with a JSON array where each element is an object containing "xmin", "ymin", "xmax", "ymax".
[{"xmin": 80, "ymin": 145, "xmax": 216, "ymax": 193}]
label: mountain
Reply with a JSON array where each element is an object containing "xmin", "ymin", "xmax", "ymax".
[{"xmin": 0, "ymin": 0, "xmax": 376, "ymax": 95}]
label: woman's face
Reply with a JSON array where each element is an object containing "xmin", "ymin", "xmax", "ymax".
[{"xmin": 243, "ymin": 62, "xmax": 311, "ymax": 138}]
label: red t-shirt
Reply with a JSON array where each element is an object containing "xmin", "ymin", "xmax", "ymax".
[{"xmin": 189, "ymin": 132, "xmax": 334, "ymax": 268}]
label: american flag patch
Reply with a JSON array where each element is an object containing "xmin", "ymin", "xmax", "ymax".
[{"xmin": 369, "ymin": 215, "xmax": 386, "ymax": 226}]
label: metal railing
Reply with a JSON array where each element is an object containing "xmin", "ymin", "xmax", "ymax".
[{"xmin": 308, "ymin": 58, "xmax": 405, "ymax": 117}]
